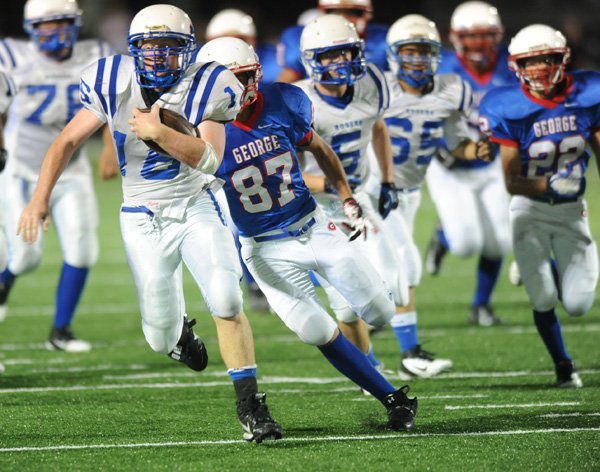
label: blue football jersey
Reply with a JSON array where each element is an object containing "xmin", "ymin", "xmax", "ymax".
[
  {"xmin": 216, "ymin": 82, "xmax": 317, "ymax": 237},
  {"xmin": 255, "ymin": 43, "xmax": 280, "ymax": 86},
  {"xmin": 438, "ymin": 46, "xmax": 518, "ymax": 168},
  {"xmin": 480, "ymin": 71, "xmax": 600, "ymax": 195},
  {"xmin": 277, "ymin": 22, "xmax": 389, "ymax": 79}
]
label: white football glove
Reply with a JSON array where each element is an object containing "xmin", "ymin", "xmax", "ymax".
[
  {"xmin": 548, "ymin": 161, "xmax": 585, "ymax": 196},
  {"xmin": 342, "ymin": 198, "xmax": 373, "ymax": 241}
]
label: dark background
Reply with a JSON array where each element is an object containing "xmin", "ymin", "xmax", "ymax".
[{"xmin": 2, "ymin": 0, "xmax": 599, "ymax": 68}]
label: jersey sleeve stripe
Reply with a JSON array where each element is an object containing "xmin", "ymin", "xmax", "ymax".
[
  {"xmin": 366, "ymin": 66, "xmax": 384, "ymax": 114},
  {"xmin": 490, "ymin": 136, "xmax": 518, "ymax": 147},
  {"xmin": 458, "ymin": 81, "xmax": 466, "ymax": 112},
  {"xmin": 108, "ymin": 55, "xmax": 122, "ymax": 118},
  {"xmin": 0, "ymin": 40, "xmax": 16, "ymax": 69},
  {"xmin": 94, "ymin": 58, "xmax": 109, "ymax": 116},
  {"xmin": 193, "ymin": 64, "xmax": 227, "ymax": 125},
  {"xmin": 184, "ymin": 62, "xmax": 212, "ymax": 121}
]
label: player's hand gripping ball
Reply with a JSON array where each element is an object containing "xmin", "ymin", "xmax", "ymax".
[{"xmin": 138, "ymin": 108, "xmax": 199, "ymax": 156}]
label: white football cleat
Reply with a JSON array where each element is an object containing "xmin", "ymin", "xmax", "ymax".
[
  {"xmin": 399, "ymin": 345, "xmax": 453, "ymax": 380},
  {"xmin": 508, "ymin": 260, "xmax": 523, "ymax": 286},
  {"xmin": 556, "ymin": 360, "xmax": 583, "ymax": 388},
  {"xmin": 45, "ymin": 326, "xmax": 92, "ymax": 353}
]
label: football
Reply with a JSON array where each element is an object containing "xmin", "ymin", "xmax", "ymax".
[{"xmin": 139, "ymin": 108, "xmax": 198, "ymax": 156}]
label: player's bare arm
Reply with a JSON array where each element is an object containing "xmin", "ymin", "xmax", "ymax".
[
  {"xmin": 500, "ymin": 144, "xmax": 547, "ymax": 196},
  {"xmin": 97, "ymin": 124, "xmax": 119, "ymax": 180},
  {"xmin": 128, "ymin": 104, "xmax": 225, "ymax": 170},
  {"xmin": 303, "ymin": 130, "xmax": 353, "ymax": 201},
  {"xmin": 18, "ymin": 108, "xmax": 104, "ymax": 243},
  {"xmin": 451, "ymin": 137, "xmax": 495, "ymax": 161},
  {"xmin": 371, "ymin": 118, "xmax": 394, "ymax": 183}
]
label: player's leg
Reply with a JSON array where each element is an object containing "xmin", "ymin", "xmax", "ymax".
[
  {"xmin": 47, "ymin": 176, "xmax": 99, "ymax": 352},
  {"xmin": 0, "ymin": 176, "xmax": 43, "ymax": 319},
  {"xmin": 471, "ymin": 162, "xmax": 511, "ymax": 326},
  {"xmin": 511, "ymin": 197, "xmax": 579, "ymax": 387},
  {"xmin": 182, "ymin": 192, "xmax": 280, "ymax": 443},
  {"xmin": 0, "ymin": 202, "xmax": 7, "ymax": 323},
  {"xmin": 241, "ymin": 223, "xmax": 417, "ymax": 431}
]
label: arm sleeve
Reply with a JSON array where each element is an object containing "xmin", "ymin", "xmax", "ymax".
[
  {"xmin": 79, "ymin": 60, "xmax": 109, "ymax": 124},
  {"xmin": 187, "ymin": 63, "xmax": 244, "ymax": 125}
]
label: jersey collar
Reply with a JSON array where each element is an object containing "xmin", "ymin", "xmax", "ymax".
[
  {"xmin": 456, "ymin": 53, "xmax": 497, "ymax": 87},
  {"xmin": 314, "ymin": 85, "xmax": 354, "ymax": 109},
  {"xmin": 232, "ymin": 92, "xmax": 264, "ymax": 131},
  {"xmin": 522, "ymin": 75, "xmax": 574, "ymax": 109}
]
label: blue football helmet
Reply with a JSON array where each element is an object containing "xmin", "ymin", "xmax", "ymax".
[
  {"xmin": 127, "ymin": 5, "xmax": 196, "ymax": 89},
  {"xmin": 387, "ymin": 14, "xmax": 441, "ymax": 88},
  {"xmin": 23, "ymin": 0, "xmax": 82, "ymax": 58},
  {"xmin": 300, "ymin": 14, "xmax": 366, "ymax": 86}
]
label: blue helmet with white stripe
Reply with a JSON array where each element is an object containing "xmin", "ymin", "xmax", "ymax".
[
  {"xmin": 23, "ymin": 0, "xmax": 82, "ymax": 58},
  {"xmin": 127, "ymin": 4, "xmax": 196, "ymax": 89},
  {"xmin": 300, "ymin": 14, "xmax": 366, "ymax": 86}
]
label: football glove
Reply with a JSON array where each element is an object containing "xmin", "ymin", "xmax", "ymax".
[
  {"xmin": 0, "ymin": 148, "xmax": 6, "ymax": 173},
  {"xmin": 342, "ymin": 197, "xmax": 371, "ymax": 241},
  {"xmin": 547, "ymin": 160, "xmax": 586, "ymax": 197},
  {"xmin": 378, "ymin": 182, "xmax": 399, "ymax": 219},
  {"xmin": 476, "ymin": 135, "xmax": 498, "ymax": 162}
]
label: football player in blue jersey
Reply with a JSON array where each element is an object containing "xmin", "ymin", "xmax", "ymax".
[
  {"xmin": 17, "ymin": 4, "xmax": 283, "ymax": 443},
  {"xmin": 276, "ymin": 0, "xmax": 388, "ymax": 83},
  {"xmin": 479, "ymin": 24, "xmax": 600, "ymax": 388},
  {"xmin": 198, "ymin": 36, "xmax": 418, "ymax": 431},
  {"xmin": 424, "ymin": 1, "xmax": 517, "ymax": 326},
  {"xmin": 205, "ymin": 9, "xmax": 280, "ymax": 86},
  {"xmin": 0, "ymin": 0, "xmax": 116, "ymax": 349}
]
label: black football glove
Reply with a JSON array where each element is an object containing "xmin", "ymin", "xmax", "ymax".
[{"xmin": 378, "ymin": 182, "xmax": 399, "ymax": 219}]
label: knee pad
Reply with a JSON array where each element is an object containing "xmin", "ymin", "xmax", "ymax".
[
  {"xmin": 10, "ymin": 245, "xmax": 42, "ymax": 275},
  {"xmin": 141, "ymin": 318, "xmax": 181, "ymax": 354},
  {"xmin": 562, "ymin": 294, "xmax": 594, "ymax": 318},
  {"xmin": 357, "ymin": 290, "xmax": 395, "ymax": 327},
  {"xmin": 64, "ymin": 232, "xmax": 99, "ymax": 267},
  {"xmin": 282, "ymin": 300, "xmax": 337, "ymax": 346},
  {"xmin": 204, "ymin": 269, "xmax": 243, "ymax": 318}
]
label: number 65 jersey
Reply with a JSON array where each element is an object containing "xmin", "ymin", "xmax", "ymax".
[
  {"xmin": 80, "ymin": 56, "xmax": 243, "ymax": 215},
  {"xmin": 0, "ymin": 38, "xmax": 111, "ymax": 181},
  {"xmin": 479, "ymin": 70, "xmax": 600, "ymax": 188}
]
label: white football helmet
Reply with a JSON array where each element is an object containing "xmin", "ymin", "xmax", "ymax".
[
  {"xmin": 387, "ymin": 15, "xmax": 441, "ymax": 87},
  {"xmin": 449, "ymin": 1, "xmax": 503, "ymax": 68},
  {"xmin": 300, "ymin": 14, "xmax": 366, "ymax": 86},
  {"xmin": 508, "ymin": 24, "xmax": 570, "ymax": 94},
  {"xmin": 318, "ymin": 0, "xmax": 372, "ymax": 34},
  {"xmin": 127, "ymin": 5, "xmax": 196, "ymax": 89},
  {"xmin": 23, "ymin": 0, "xmax": 82, "ymax": 56},
  {"xmin": 198, "ymin": 37, "xmax": 262, "ymax": 108},
  {"xmin": 205, "ymin": 9, "xmax": 256, "ymax": 43}
]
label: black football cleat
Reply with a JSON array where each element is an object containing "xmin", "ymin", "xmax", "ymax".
[
  {"xmin": 46, "ymin": 326, "xmax": 91, "ymax": 352},
  {"xmin": 168, "ymin": 317, "xmax": 208, "ymax": 372},
  {"xmin": 0, "ymin": 278, "xmax": 14, "ymax": 322},
  {"xmin": 555, "ymin": 360, "xmax": 583, "ymax": 388},
  {"xmin": 425, "ymin": 225, "xmax": 447, "ymax": 276},
  {"xmin": 237, "ymin": 393, "xmax": 283, "ymax": 443},
  {"xmin": 382, "ymin": 385, "xmax": 418, "ymax": 431}
]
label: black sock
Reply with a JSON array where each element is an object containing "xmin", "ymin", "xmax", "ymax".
[{"xmin": 233, "ymin": 376, "xmax": 258, "ymax": 402}]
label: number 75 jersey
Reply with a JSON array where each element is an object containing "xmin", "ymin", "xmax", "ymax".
[
  {"xmin": 0, "ymin": 38, "xmax": 112, "ymax": 180},
  {"xmin": 479, "ymin": 71, "xmax": 600, "ymax": 180}
]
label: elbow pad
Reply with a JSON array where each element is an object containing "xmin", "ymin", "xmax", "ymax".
[{"xmin": 196, "ymin": 142, "xmax": 220, "ymax": 174}]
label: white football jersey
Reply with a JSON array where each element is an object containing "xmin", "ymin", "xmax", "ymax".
[
  {"xmin": 295, "ymin": 64, "xmax": 392, "ymax": 189},
  {"xmin": 385, "ymin": 73, "xmax": 472, "ymax": 189},
  {"xmin": 81, "ymin": 55, "xmax": 243, "ymax": 216},
  {"xmin": 0, "ymin": 39, "xmax": 112, "ymax": 180},
  {"xmin": 0, "ymin": 70, "xmax": 15, "ymax": 114}
]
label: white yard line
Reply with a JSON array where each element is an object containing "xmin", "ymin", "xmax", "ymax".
[
  {"xmin": 445, "ymin": 402, "xmax": 581, "ymax": 410},
  {"xmin": 538, "ymin": 412, "xmax": 600, "ymax": 418},
  {"xmin": 1, "ymin": 427, "xmax": 599, "ymax": 453}
]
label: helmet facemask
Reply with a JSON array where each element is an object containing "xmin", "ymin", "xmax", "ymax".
[
  {"xmin": 510, "ymin": 51, "xmax": 570, "ymax": 94},
  {"xmin": 450, "ymin": 27, "xmax": 502, "ymax": 69},
  {"xmin": 128, "ymin": 32, "xmax": 196, "ymax": 89},
  {"xmin": 389, "ymin": 40, "xmax": 440, "ymax": 88},
  {"xmin": 234, "ymin": 64, "xmax": 263, "ymax": 108},
  {"xmin": 304, "ymin": 43, "xmax": 366, "ymax": 86}
]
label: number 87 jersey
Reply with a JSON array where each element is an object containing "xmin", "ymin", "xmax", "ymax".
[{"xmin": 479, "ymin": 70, "xmax": 600, "ymax": 185}]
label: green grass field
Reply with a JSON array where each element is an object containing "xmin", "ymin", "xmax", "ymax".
[{"xmin": 1, "ymin": 140, "xmax": 599, "ymax": 470}]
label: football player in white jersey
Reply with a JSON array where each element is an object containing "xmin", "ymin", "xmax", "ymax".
[
  {"xmin": 0, "ymin": 70, "xmax": 17, "ymax": 374},
  {"xmin": 424, "ymin": 2, "xmax": 515, "ymax": 327},
  {"xmin": 0, "ymin": 0, "xmax": 115, "ymax": 350},
  {"xmin": 296, "ymin": 14, "xmax": 412, "ymax": 375},
  {"xmin": 17, "ymin": 4, "xmax": 282, "ymax": 443},
  {"xmin": 382, "ymin": 15, "xmax": 493, "ymax": 378}
]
